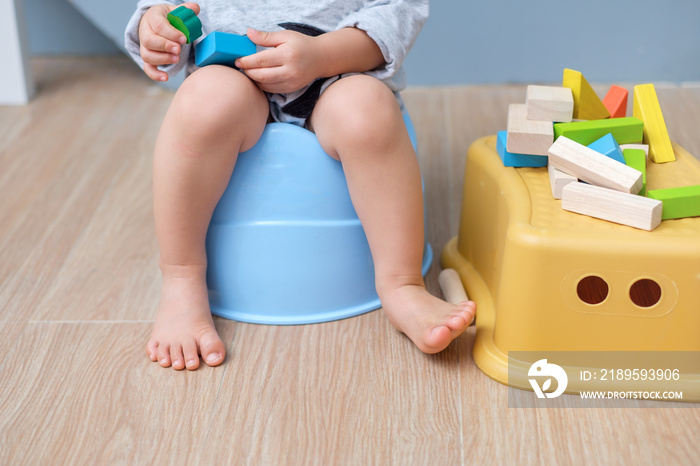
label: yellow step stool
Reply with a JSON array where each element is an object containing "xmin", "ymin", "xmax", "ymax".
[{"xmin": 442, "ymin": 135, "xmax": 700, "ymax": 401}]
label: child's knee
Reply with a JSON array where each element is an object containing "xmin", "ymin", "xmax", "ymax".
[
  {"xmin": 314, "ymin": 76, "xmax": 405, "ymax": 152},
  {"xmin": 173, "ymin": 66, "xmax": 267, "ymax": 136},
  {"xmin": 326, "ymin": 76, "xmax": 399, "ymax": 125}
]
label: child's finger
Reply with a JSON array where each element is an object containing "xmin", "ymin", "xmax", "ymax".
[
  {"xmin": 179, "ymin": 2, "xmax": 201, "ymax": 15},
  {"xmin": 148, "ymin": 13, "xmax": 187, "ymax": 44},
  {"xmin": 245, "ymin": 28, "xmax": 288, "ymax": 48},
  {"xmin": 235, "ymin": 48, "xmax": 283, "ymax": 70},
  {"xmin": 141, "ymin": 32, "xmax": 182, "ymax": 55},
  {"xmin": 143, "ymin": 63, "xmax": 169, "ymax": 82},
  {"xmin": 241, "ymin": 66, "xmax": 285, "ymax": 86},
  {"xmin": 141, "ymin": 47, "xmax": 179, "ymax": 67}
]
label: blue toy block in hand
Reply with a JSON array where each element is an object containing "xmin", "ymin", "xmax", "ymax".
[{"xmin": 195, "ymin": 31, "xmax": 257, "ymax": 67}]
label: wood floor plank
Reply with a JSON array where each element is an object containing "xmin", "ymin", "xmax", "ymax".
[
  {"xmin": 29, "ymin": 101, "xmax": 165, "ymax": 321},
  {"xmin": 0, "ymin": 58, "xmax": 164, "ymax": 359},
  {"xmin": 0, "ymin": 320, "xmax": 237, "ymax": 466},
  {"xmin": 201, "ymin": 310, "xmax": 467, "ymax": 465}
]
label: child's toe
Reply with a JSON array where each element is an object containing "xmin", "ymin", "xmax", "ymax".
[
  {"xmin": 200, "ymin": 332, "xmax": 225, "ymax": 367},
  {"xmin": 448, "ymin": 314, "xmax": 468, "ymax": 330},
  {"xmin": 157, "ymin": 344, "xmax": 172, "ymax": 367},
  {"xmin": 146, "ymin": 341, "xmax": 159, "ymax": 361},
  {"xmin": 183, "ymin": 339, "xmax": 200, "ymax": 370},
  {"xmin": 170, "ymin": 344, "xmax": 186, "ymax": 370}
]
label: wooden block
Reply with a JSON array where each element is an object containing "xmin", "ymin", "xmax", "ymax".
[
  {"xmin": 195, "ymin": 31, "xmax": 257, "ymax": 67},
  {"xmin": 547, "ymin": 162, "xmax": 577, "ymax": 199},
  {"xmin": 553, "ymin": 117, "xmax": 643, "ymax": 146},
  {"xmin": 548, "ymin": 136, "xmax": 643, "ymax": 194},
  {"xmin": 647, "ymin": 185, "xmax": 700, "ymax": 219},
  {"xmin": 561, "ymin": 182, "xmax": 662, "ymax": 231},
  {"xmin": 526, "ymin": 85, "xmax": 574, "ymax": 122},
  {"xmin": 562, "ymin": 69, "xmax": 610, "ymax": 120},
  {"xmin": 633, "ymin": 83, "xmax": 676, "ymax": 163},
  {"xmin": 620, "ymin": 143, "xmax": 649, "ymax": 157},
  {"xmin": 496, "ymin": 131, "xmax": 548, "ymax": 167},
  {"xmin": 622, "ymin": 149, "xmax": 647, "ymax": 196},
  {"xmin": 506, "ymin": 104, "xmax": 553, "ymax": 156},
  {"xmin": 587, "ymin": 133, "xmax": 626, "ymax": 164},
  {"xmin": 602, "ymin": 85, "xmax": 628, "ymax": 118}
]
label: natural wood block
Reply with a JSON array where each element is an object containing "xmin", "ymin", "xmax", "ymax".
[
  {"xmin": 548, "ymin": 136, "xmax": 643, "ymax": 194},
  {"xmin": 562, "ymin": 69, "xmax": 610, "ymax": 120},
  {"xmin": 526, "ymin": 85, "xmax": 573, "ymax": 122},
  {"xmin": 622, "ymin": 148, "xmax": 647, "ymax": 196},
  {"xmin": 647, "ymin": 185, "xmax": 700, "ymax": 219},
  {"xmin": 602, "ymin": 85, "xmax": 628, "ymax": 118},
  {"xmin": 547, "ymin": 162, "xmax": 577, "ymax": 199},
  {"xmin": 506, "ymin": 104, "xmax": 553, "ymax": 156},
  {"xmin": 633, "ymin": 83, "xmax": 676, "ymax": 163},
  {"xmin": 496, "ymin": 131, "xmax": 548, "ymax": 167},
  {"xmin": 553, "ymin": 117, "xmax": 643, "ymax": 146},
  {"xmin": 561, "ymin": 182, "xmax": 663, "ymax": 231}
]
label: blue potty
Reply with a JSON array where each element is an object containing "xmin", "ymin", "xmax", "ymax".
[{"xmin": 205, "ymin": 112, "xmax": 433, "ymax": 325}]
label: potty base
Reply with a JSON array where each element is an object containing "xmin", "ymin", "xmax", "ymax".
[
  {"xmin": 209, "ymin": 244, "xmax": 432, "ymax": 325},
  {"xmin": 206, "ymin": 114, "xmax": 432, "ymax": 325}
]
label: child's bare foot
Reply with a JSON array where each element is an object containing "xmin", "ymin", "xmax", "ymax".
[
  {"xmin": 380, "ymin": 283, "xmax": 476, "ymax": 354},
  {"xmin": 146, "ymin": 267, "xmax": 225, "ymax": 370}
]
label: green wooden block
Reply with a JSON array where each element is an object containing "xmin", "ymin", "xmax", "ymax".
[
  {"xmin": 647, "ymin": 185, "xmax": 700, "ymax": 220},
  {"xmin": 623, "ymin": 148, "xmax": 647, "ymax": 196},
  {"xmin": 167, "ymin": 6, "xmax": 202, "ymax": 44},
  {"xmin": 553, "ymin": 117, "xmax": 644, "ymax": 146}
]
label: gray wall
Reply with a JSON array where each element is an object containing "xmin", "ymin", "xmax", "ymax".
[
  {"xmin": 25, "ymin": 0, "xmax": 119, "ymax": 55},
  {"xmin": 25, "ymin": 0, "xmax": 700, "ymax": 85}
]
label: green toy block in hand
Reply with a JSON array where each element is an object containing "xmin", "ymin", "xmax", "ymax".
[{"xmin": 167, "ymin": 6, "xmax": 202, "ymax": 44}]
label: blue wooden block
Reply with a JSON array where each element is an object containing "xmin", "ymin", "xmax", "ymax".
[
  {"xmin": 496, "ymin": 131, "xmax": 548, "ymax": 167},
  {"xmin": 195, "ymin": 31, "xmax": 257, "ymax": 67},
  {"xmin": 587, "ymin": 133, "xmax": 626, "ymax": 164}
]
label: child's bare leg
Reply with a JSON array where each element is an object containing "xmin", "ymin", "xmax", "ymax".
[
  {"xmin": 310, "ymin": 75, "xmax": 476, "ymax": 353},
  {"xmin": 148, "ymin": 66, "xmax": 269, "ymax": 370}
]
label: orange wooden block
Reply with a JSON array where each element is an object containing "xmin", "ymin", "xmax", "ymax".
[{"xmin": 603, "ymin": 85, "xmax": 628, "ymax": 118}]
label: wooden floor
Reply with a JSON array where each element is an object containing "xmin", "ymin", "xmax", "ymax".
[{"xmin": 1, "ymin": 57, "xmax": 699, "ymax": 465}]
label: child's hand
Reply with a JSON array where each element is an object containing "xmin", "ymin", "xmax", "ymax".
[
  {"xmin": 138, "ymin": 2, "xmax": 200, "ymax": 81},
  {"xmin": 235, "ymin": 28, "xmax": 326, "ymax": 94}
]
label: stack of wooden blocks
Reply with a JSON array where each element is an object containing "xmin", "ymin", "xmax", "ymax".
[{"xmin": 497, "ymin": 68, "xmax": 700, "ymax": 231}]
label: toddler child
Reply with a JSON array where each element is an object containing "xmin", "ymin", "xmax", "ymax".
[{"xmin": 125, "ymin": 0, "xmax": 476, "ymax": 370}]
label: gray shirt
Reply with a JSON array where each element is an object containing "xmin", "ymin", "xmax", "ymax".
[{"xmin": 124, "ymin": 0, "xmax": 428, "ymax": 92}]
